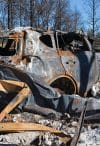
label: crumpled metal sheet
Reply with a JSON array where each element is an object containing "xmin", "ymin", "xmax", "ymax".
[
  {"xmin": 0, "ymin": 63, "xmax": 62, "ymax": 117},
  {"xmin": 0, "ymin": 63, "xmax": 100, "ymax": 120}
]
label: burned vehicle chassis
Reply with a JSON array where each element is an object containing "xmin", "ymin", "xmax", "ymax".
[
  {"xmin": 0, "ymin": 28, "xmax": 99, "ymax": 96},
  {"xmin": 0, "ymin": 27, "xmax": 100, "ymax": 145}
]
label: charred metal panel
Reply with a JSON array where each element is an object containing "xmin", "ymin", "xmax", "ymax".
[
  {"xmin": 74, "ymin": 51, "xmax": 98, "ymax": 95},
  {"xmin": 0, "ymin": 28, "xmax": 100, "ymax": 96}
]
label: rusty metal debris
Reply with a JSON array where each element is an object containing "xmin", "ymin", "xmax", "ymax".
[
  {"xmin": 0, "ymin": 27, "xmax": 100, "ymax": 145},
  {"xmin": 0, "ymin": 66, "xmax": 72, "ymax": 144},
  {"xmin": 0, "ymin": 63, "xmax": 99, "ymax": 118}
]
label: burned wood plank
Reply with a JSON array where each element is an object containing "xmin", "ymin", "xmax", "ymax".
[
  {"xmin": 0, "ymin": 122, "xmax": 71, "ymax": 143},
  {"xmin": 0, "ymin": 87, "xmax": 30, "ymax": 122},
  {"xmin": 0, "ymin": 80, "xmax": 26, "ymax": 93}
]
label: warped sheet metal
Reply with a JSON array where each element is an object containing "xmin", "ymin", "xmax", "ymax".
[{"xmin": 0, "ymin": 64, "xmax": 100, "ymax": 120}]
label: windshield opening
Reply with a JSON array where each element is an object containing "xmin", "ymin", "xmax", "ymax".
[
  {"xmin": 54, "ymin": 32, "xmax": 91, "ymax": 51},
  {"xmin": 0, "ymin": 38, "xmax": 16, "ymax": 56}
]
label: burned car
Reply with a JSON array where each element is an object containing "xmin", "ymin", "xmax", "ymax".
[{"xmin": 0, "ymin": 27, "xmax": 100, "ymax": 96}]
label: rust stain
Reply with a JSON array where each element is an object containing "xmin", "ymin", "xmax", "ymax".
[{"xmin": 58, "ymin": 50, "xmax": 75, "ymax": 57}]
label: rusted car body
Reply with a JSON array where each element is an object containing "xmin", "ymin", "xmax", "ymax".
[{"xmin": 0, "ymin": 27, "xmax": 99, "ymax": 96}]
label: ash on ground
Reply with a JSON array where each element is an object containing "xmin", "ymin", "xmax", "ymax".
[{"xmin": 0, "ymin": 112, "xmax": 100, "ymax": 146}]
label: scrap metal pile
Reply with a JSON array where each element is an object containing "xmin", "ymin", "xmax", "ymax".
[{"xmin": 0, "ymin": 27, "xmax": 100, "ymax": 146}]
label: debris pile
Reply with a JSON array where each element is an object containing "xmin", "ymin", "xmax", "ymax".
[
  {"xmin": 0, "ymin": 112, "xmax": 100, "ymax": 145},
  {"xmin": 0, "ymin": 27, "xmax": 100, "ymax": 146}
]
